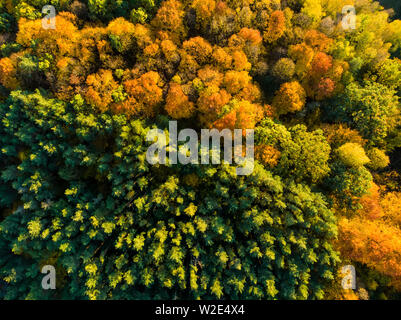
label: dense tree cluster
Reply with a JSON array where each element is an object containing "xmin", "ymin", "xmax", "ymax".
[
  {"xmin": 0, "ymin": 0, "xmax": 400, "ymax": 300},
  {"xmin": 0, "ymin": 90, "xmax": 339, "ymax": 299}
]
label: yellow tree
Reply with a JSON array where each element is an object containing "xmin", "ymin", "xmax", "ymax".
[{"xmin": 272, "ymin": 81, "xmax": 306, "ymax": 115}]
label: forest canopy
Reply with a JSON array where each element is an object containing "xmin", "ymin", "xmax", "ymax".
[{"xmin": 0, "ymin": 0, "xmax": 400, "ymax": 300}]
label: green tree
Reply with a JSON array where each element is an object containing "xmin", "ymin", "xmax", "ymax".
[
  {"xmin": 325, "ymin": 82, "xmax": 401, "ymax": 147},
  {"xmin": 0, "ymin": 91, "xmax": 339, "ymax": 300}
]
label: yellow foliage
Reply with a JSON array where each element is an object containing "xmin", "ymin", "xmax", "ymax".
[
  {"xmin": 272, "ymin": 81, "xmax": 306, "ymax": 115},
  {"xmin": 302, "ymin": 0, "xmax": 324, "ymax": 24},
  {"xmin": 337, "ymin": 143, "xmax": 370, "ymax": 168}
]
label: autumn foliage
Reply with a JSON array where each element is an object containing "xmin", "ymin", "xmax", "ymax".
[
  {"xmin": 338, "ymin": 217, "xmax": 401, "ymax": 281},
  {"xmin": 0, "ymin": 0, "xmax": 401, "ymax": 301}
]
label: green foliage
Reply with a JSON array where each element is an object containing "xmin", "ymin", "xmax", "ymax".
[
  {"xmin": 86, "ymin": 0, "xmax": 161, "ymax": 22},
  {"xmin": 380, "ymin": 0, "xmax": 401, "ymax": 19},
  {"xmin": 325, "ymin": 82, "xmax": 400, "ymax": 147},
  {"xmin": 324, "ymin": 164, "xmax": 373, "ymax": 206},
  {"xmin": 256, "ymin": 119, "xmax": 331, "ymax": 184},
  {"xmin": 0, "ymin": 43, "xmax": 22, "ymax": 58},
  {"xmin": 130, "ymin": 7, "xmax": 147, "ymax": 24},
  {"xmin": 0, "ymin": 0, "xmax": 160, "ymax": 23},
  {"xmin": 0, "ymin": 91, "xmax": 339, "ymax": 299},
  {"xmin": 374, "ymin": 58, "xmax": 401, "ymax": 90},
  {"xmin": 0, "ymin": 12, "xmax": 13, "ymax": 32}
]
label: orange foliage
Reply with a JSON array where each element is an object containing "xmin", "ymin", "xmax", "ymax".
[
  {"xmin": 0, "ymin": 57, "xmax": 18, "ymax": 90},
  {"xmin": 311, "ymin": 52, "xmax": 333, "ymax": 77},
  {"xmin": 16, "ymin": 18, "xmax": 45, "ymax": 47},
  {"xmin": 342, "ymin": 291, "xmax": 360, "ymax": 300},
  {"xmin": 191, "ymin": 0, "xmax": 216, "ymax": 19},
  {"xmin": 210, "ymin": 109, "xmax": 237, "ymax": 130},
  {"xmin": 131, "ymin": 24, "xmax": 153, "ymax": 49},
  {"xmin": 107, "ymin": 17, "xmax": 136, "ymax": 36},
  {"xmin": 263, "ymin": 104, "xmax": 275, "ymax": 118},
  {"xmin": 288, "ymin": 43, "xmax": 315, "ymax": 78},
  {"xmin": 85, "ymin": 69, "xmax": 119, "ymax": 112},
  {"xmin": 58, "ymin": 11, "xmax": 79, "ymax": 24},
  {"xmin": 213, "ymin": 100, "xmax": 264, "ymax": 131},
  {"xmin": 165, "ymin": 83, "xmax": 195, "ymax": 119},
  {"xmin": 316, "ymin": 77, "xmax": 335, "ymax": 100},
  {"xmin": 235, "ymin": 101, "xmax": 264, "ymax": 130},
  {"xmin": 322, "ymin": 124, "xmax": 367, "ymax": 147},
  {"xmin": 329, "ymin": 60, "xmax": 348, "ymax": 82},
  {"xmin": 197, "ymin": 87, "xmax": 231, "ymax": 117},
  {"xmin": 237, "ymin": 83, "xmax": 262, "ymax": 102},
  {"xmin": 381, "ymin": 192, "xmax": 401, "ymax": 226},
  {"xmin": 264, "ymin": 11, "xmax": 286, "ymax": 43},
  {"xmin": 215, "ymin": 0, "xmax": 230, "ymax": 15},
  {"xmin": 338, "ymin": 217, "xmax": 401, "ymax": 280},
  {"xmin": 228, "ymin": 34, "xmax": 245, "ymax": 49},
  {"xmin": 212, "ymin": 47, "xmax": 233, "ymax": 69},
  {"xmin": 123, "ymin": 71, "xmax": 164, "ymax": 118},
  {"xmin": 255, "ymin": 145, "xmax": 281, "ymax": 168},
  {"xmin": 17, "ymin": 16, "xmax": 78, "ymax": 55},
  {"xmin": 107, "ymin": 18, "xmax": 138, "ymax": 52},
  {"xmin": 358, "ymin": 183, "xmax": 384, "ymax": 220},
  {"xmin": 238, "ymin": 28, "xmax": 263, "ymax": 45},
  {"xmin": 232, "ymin": 50, "xmax": 252, "ymax": 71},
  {"xmin": 8, "ymin": 0, "xmax": 296, "ymax": 128},
  {"xmin": 144, "ymin": 43, "xmax": 160, "ymax": 57},
  {"xmin": 223, "ymin": 71, "xmax": 251, "ymax": 94},
  {"xmin": 151, "ymin": 0, "xmax": 186, "ymax": 42},
  {"xmin": 183, "ymin": 37, "xmax": 213, "ymax": 64},
  {"xmin": 161, "ymin": 40, "xmax": 179, "ymax": 62},
  {"xmin": 178, "ymin": 52, "xmax": 200, "ymax": 81},
  {"xmin": 304, "ymin": 30, "xmax": 333, "ymax": 52},
  {"xmin": 197, "ymin": 67, "xmax": 224, "ymax": 87}
]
